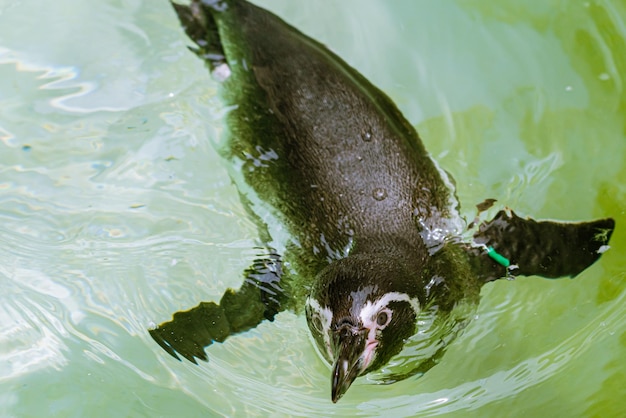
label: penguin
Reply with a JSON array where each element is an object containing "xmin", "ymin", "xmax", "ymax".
[{"xmin": 150, "ymin": 0, "xmax": 615, "ymax": 403}]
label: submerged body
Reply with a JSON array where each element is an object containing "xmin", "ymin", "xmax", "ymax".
[{"xmin": 151, "ymin": 0, "xmax": 615, "ymax": 402}]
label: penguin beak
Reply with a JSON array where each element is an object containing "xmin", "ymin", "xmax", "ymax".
[{"xmin": 330, "ymin": 326, "xmax": 367, "ymax": 403}]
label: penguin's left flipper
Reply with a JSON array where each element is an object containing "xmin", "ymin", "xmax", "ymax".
[
  {"xmin": 149, "ymin": 252, "xmax": 287, "ymax": 363},
  {"xmin": 471, "ymin": 210, "xmax": 615, "ymax": 281}
]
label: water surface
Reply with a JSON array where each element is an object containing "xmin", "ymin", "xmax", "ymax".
[{"xmin": 1, "ymin": 0, "xmax": 625, "ymax": 416}]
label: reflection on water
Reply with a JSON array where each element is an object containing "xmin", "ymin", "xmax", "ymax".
[{"xmin": 0, "ymin": 0, "xmax": 625, "ymax": 417}]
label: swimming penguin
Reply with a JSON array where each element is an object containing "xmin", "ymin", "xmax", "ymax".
[{"xmin": 151, "ymin": 0, "xmax": 615, "ymax": 403}]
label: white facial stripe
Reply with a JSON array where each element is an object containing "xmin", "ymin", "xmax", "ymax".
[
  {"xmin": 358, "ymin": 292, "xmax": 420, "ymax": 370},
  {"xmin": 306, "ymin": 297, "xmax": 333, "ymax": 358},
  {"xmin": 358, "ymin": 292, "xmax": 420, "ymax": 325},
  {"xmin": 307, "ymin": 293, "xmax": 420, "ymax": 369}
]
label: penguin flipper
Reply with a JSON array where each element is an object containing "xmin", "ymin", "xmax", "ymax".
[
  {"xmin": 149, "ymin": 252, "xmax": 287, "ymax": 363},
  {"xmin": 471, "ymin": 210, "xmax": 615, "ymax": 281}
]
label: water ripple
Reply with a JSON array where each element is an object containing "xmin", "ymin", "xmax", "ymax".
[{"xmin": 0, "ymin": 0, "xmax": 624, "ymax": 417}]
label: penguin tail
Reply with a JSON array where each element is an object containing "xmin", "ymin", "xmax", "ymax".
[{"xmin": 171, "ymin": 0, "xmax": 228, "ymax": 71}]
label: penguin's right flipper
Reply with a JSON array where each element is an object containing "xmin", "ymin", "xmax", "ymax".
[
  {"xmin": 470, "ymin": 210, "xmax": 615, "ymax": 281},
  {"xmin": 149, "ymin": 252, "xmax": 287, "ymax": 363}
]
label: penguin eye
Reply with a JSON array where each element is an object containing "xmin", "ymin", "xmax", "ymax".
[{"xmin": 375, "ymin": 309, "xmax": 391, "ymax": 327}]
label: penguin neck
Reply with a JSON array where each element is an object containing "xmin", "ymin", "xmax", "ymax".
[{"xmin": 349, "ymin": 231, "xmax": 428, "ymax": 272}]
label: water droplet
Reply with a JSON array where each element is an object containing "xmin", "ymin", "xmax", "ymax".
[
  {"xmin": 565, "ymin": 85, "xmax": 573, "ymax": 92},
  {"xmin": 361, "ymin": 129, "xmax": 373, "ymax": 142},
  {"xmin": 372, "ymin": 188, "xmax": 387, "ymax": 201},
  {"xmin": 211, "ymin": 63, "xmax": 231, "ymax": 82},
  {"xmin": 599, "ymin": 72, "xmax": 610, "ymax": 81}
]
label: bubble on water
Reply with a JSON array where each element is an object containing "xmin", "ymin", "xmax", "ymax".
[{"xmin": 212, "ymin": 63, "xmax": 231, "ymax": 82}]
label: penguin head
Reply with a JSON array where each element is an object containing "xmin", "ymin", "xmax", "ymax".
[{"xmin": 305, "ymin": 254, "xmax": 420, "ymax": 402}]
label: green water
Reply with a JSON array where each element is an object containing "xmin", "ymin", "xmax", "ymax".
[{"xmin": 1, "ymin": 0, "xmax": 625, "ymax": 416}]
